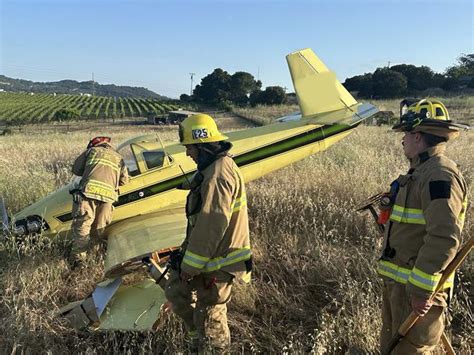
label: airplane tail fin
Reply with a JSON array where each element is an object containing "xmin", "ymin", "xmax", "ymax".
[{"xmin": 287, "ymin": 49, "xmax": 366, "ymax": 123}]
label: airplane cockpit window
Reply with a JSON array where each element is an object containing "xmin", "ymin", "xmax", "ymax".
[
  {"xmin": 143, "ymin": 151, "xmax": 166, "ymax": 170},
  {"xmin": 117, "ymin": 144, "xmax": 139, "ymax": 176}
]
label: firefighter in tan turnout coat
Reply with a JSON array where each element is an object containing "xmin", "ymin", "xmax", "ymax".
[
  {"xmin": 70, "ymin": 136, "xmax": 129, "ymax": 264},
  {"xmin": 378, "ymin": 99, "xmax": 469, "ymax": 354},
  {"xmin": 165, "ymin": 114, "xmax": 251, "ymax": 352}
]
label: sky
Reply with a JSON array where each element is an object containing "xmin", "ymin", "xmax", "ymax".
[{"xmin": 0, "ymin": 0, "xmax": 472, "ymax": 98}]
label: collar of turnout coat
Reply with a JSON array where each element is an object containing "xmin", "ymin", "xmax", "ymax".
[
  {"xmin": 409, "ymin": 144, "xmax": 446, "ymax": 169},
  {"xmin": 197, "ymin": 141, "xmax": 233, "ymax": 171}
]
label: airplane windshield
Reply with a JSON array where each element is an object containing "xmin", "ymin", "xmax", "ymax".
[
  {"xmin": 143, "ymin": 151, "xmax": 166, "ymax": 170},
  {"xmin": 117, "ymin": 144, "xmax": 139, "ymax": 176}
]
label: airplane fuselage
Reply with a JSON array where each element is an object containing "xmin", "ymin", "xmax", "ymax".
[{"xmin": 13, "ymin": 115, "xmax": 368, "ymax": 239}]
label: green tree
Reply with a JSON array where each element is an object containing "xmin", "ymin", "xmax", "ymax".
[
  {"xmin": 343, "ymin": 73, "xmax": 373, "ymax": 98},
  {"xmin": 468, "ymin": 77, "xmax": 474, "ymax": 89},
  {"xmin": 431, "ymin": 73, "xmax": 446, "ymax": 88},
  {"xmin": 441, "ymin": 77, "xmax": 458, "ymax": 91},
  {"xmin": 372, "ymin": 68, "xmax": 407, "ymax": 98},
  {"xmin": 445, "ymin": 53, "xmax": 474, "ymax": 79},
  {"xmin": 192, "ymin": 68, "xmax": 231, "ymax": 105},
  {"xmin": 179, "ymin": 93, "xmax": 191, "ymax": 102},
  {"xmin": 390, "ymin": 64, "xmax": 434, "ymax": 91},
  {"xmin": 191, "ymin": 69, "xmax": 262, "ymax": 106},
  {"xmin": 229, "ymin": 72, "xmax": 262, "ymax": 106},
  {"xmin": 250, "ymin": 86, "xmax": 287, "ymax": 106}
]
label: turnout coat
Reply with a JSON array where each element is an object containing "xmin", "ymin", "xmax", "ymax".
[{"xmin": 378, "ymin": 144, "xmax": 468, "ymax": 305}]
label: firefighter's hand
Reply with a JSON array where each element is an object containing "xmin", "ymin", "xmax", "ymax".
[
  {"xmin": 161, "ymin": 301, "xmax": 173, "ymax": 314},
  {"xmin": 410, "ymin": 295, "xmax": 433, "ymax": 317},
  {"xmin": 180, "ymin": 271, "xmax": 193, "ymax": 282}
]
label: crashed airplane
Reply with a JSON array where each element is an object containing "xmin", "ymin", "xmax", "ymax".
[{"xmin": 2, "ymin": 48, "xmax": 378, "ymax": 329}]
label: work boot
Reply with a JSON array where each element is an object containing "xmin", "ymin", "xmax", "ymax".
[
  {"xmin": 186, "ymin": 330, "xmax": 199, "ymax": 354},
  {"xmin": 67, "ymin": 252, "xmax": 86, "ymax": 270},
  {"xmin": 200, "ymin": 338, "xmax": 230, "ymax": 355},
  {"xmin": 90, "ymin": 237, "xmax": 107, "ymax": 256}
]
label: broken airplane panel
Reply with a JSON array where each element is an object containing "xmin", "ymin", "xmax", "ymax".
[{"xmin": 8, "ymin": 48, "xmax": 378, "ymax": 330}]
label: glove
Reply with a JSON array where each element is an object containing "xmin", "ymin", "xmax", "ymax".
[
  {"xmin": 169, "ymin": 249, "xmax": 183, "ymax": 272},
  {"xmin": 69, "ymin": 189, "xmax": 83, "ymax": 204}
]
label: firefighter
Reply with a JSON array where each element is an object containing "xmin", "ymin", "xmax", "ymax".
[
  {"xmin": 165, "ymin": 114, "xmax": 251, "ymax": 352},
  {"xmin": 69, "ymin": 136, "xmax": 129, "ymax": 266},
  {"xmin": 378, "ymin": 99, "xmax": 469, "ymax": 354}
]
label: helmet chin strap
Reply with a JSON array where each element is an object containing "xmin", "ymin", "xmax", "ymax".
[
  {"xmin": 196, "ymin": 144, "xmax": 225, "ymax": 171},
  {"xmin": 199, "ymin": 145, "xmax": 217, "ymax": 156}
]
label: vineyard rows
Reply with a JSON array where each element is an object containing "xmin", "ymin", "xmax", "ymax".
[{"xmin": 0, "ymin": 93, "xmax": 180, "ymax": 124}]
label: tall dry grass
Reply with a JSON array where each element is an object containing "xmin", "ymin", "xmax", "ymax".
[
  {"xmin": 232, "ymin": 104, "xmax": 300, "ymax": 125},
  {"xmin": 0, "ymin": 122, "xmax": 472, "ymax": 353}
]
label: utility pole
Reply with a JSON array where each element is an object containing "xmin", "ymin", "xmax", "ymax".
[
  {"xmin": 189, "ymin": 73, "xmax": 195, "ymax": 96},
  {"xmin": 92, "ymin": 72, "xmax": 95, "ymax": 97}
]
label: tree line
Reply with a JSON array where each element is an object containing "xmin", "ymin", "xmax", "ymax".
[
  {"xmin": 181, "ymin": 54, "xmax": 473, "ymax": 106},
  {"xmin": 343, "ymin": 54, "xmax": 474, "ymax": 99},
  {"xmin": 180, "ymin": 69, "xmax": 287, "ymax": 108}
]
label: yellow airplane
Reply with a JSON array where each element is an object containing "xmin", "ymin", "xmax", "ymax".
[{"xmin": 2, "ymin": 48, "xmax": 378, "ymax": 330}]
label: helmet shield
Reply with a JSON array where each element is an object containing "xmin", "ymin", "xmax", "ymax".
[{"xmin": 396, "ymin": 111, "xmax": 425, "ymax": 132}]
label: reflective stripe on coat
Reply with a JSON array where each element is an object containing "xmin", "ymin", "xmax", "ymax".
[{"xmin": 72, "ymin": 144, "xmax": 129, "ymax": 203}]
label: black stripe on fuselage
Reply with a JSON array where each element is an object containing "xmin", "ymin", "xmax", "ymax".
[{"xmin": 56, "ymin": 123, "xmax": 355, "ymax": 223}]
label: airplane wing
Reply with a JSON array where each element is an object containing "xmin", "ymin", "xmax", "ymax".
[
  {"xmin": 104, "ymin": 200, "xmax": 186, "ymax": 278},
  {"xmin": 286, "ymin": 48, "xmax": 377, "ymax": 126},
  {"xmin": 59, "ymin": 202, "xmax": 187, "ymax": 330}
]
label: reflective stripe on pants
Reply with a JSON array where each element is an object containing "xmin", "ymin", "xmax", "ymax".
[{"xmin": 378, "ymin": 260, "xmax": 454, "ymax": 292}]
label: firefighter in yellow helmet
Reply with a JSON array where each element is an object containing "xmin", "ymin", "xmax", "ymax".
[
  {"xmin": 69, "ymin": 136, "xmax": 129, "ymax": 267},
  {"xmin": 165, "ymin": 114, "xmax": 251, "ymax": 352},
  {"xmin": 378, "ymin": 99, "xmax": 469, "ymax": 353}
]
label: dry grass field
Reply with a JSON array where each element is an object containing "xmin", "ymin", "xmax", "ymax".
[
  {"xmin": 232, "ymin": 104, "xmax": 300, "ymax": 125},
  {"xmin": 0, "ymin": 112, "xmax": 472, "ymax": 353},
  {"xmin": 233, "ymin": 97, "xmax": 474, "ymax": 126}
]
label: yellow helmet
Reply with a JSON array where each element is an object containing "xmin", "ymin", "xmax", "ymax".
[
  {"xmin": 393, "ymin": 98, "xmax": 468, "ymax": 139},
  {"xmin": 405, "ymin": 98, "xmax": 449, "ymax": 121},
  {"xmin": 178, "ymin": 114, "xmax": 228, "ymax": 145}
]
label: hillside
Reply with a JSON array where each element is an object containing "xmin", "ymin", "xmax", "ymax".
[{"xmin": 0, "ymin": 75, "xmax": 167, "ymax": 99}]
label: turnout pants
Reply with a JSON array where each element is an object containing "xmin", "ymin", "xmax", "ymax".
[
  {"xmin": 380, "ymin": 281, "xmax": 446, "ymax": 354},
  {"xmin": 165, "ymin": 269, "xmax": 233, "ymax": 352},
  {"xmin": 71, "ymin": 195, "xmax": 113, "ymax": 254}
]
